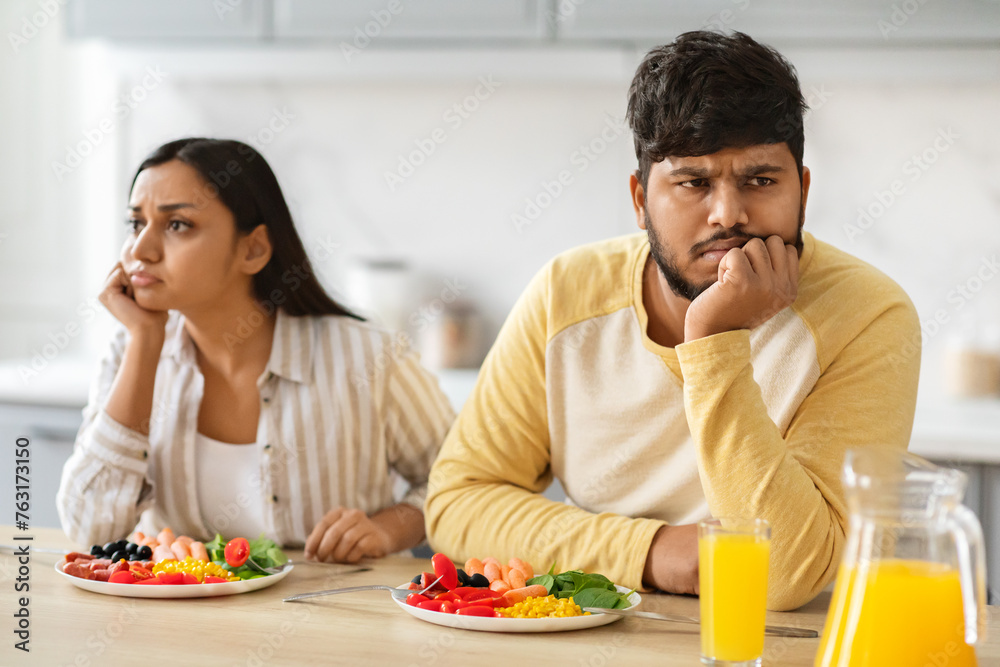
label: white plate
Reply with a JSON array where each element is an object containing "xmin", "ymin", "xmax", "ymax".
[
  {"xmin": 56, "ymin": 559, "xmax": 293, "ymax": 598},
  {"xmin": 392, "ymin": 583, "xmax": 640, "ymax": 633}
]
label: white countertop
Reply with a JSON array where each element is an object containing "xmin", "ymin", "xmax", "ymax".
[
  {"xmin": 910, "ymin": 398, "xmax": 1000, "ymax": 464},
  {"xmin": 0, "ymin": 356, "xmax": 95, "ymax": 409},
  {"xmin": 2, "ymin": 358, "xmax": 998, "ymax": 464}
]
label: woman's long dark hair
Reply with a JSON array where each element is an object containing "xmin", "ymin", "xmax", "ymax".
[{"xmin": 131, "ymin": 138, "xmax": 362, "ymax": 320}]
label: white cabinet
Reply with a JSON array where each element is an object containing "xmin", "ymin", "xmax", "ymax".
[
  {"xmin": 66, "ymin": 0, "xmax": 548, "ymax": 42},
  {"xmin": 982, "ymin": 467, "xmax": 1000, "ymax": 607},
  {"xmin": 67, "ymin": 0, "xmax": 267, "ymax": 40},
  {"xmin": 931, "ymin": 459, "xmax": 1000, "ymax": 605},
  {"xmin": 273, "ymin": 0, "xmax": 548, "ymax": 40},
  {"xmin": 68, "ymin": 0, "xmax": 1000, "ymax": 45},
  {"xmin": 0, "ymin": 403, "xmax": 83, "ymax": 531},
  {"xmin": 551, "ymin": 0, "xmax": 1000, "ymax": 45}
]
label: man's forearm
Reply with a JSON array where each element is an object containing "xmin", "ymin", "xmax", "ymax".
[
  {"xmin": 372, "ymin": 502, "xmax": 426, "ymax": 554},
  {"xmin": 427, "ymin": 477, "xmax": 665, "ymax": 592},
  {"xmin": 642, "ymin": 524, "xmax": 699, "ymax": 595}
]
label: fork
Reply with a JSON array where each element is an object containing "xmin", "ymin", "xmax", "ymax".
[
  {"xmin": 283, "ymin": 574, "xmax": 442, "ymax": 602},
  {"xmin": 581, "ymin": 607, "xmax": 819, "ymax": 638},
  {"xmin": 251, "ymin": 559, "xmax": 373, "ymax": 575}
]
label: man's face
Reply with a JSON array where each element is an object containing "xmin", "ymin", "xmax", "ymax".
[{"xmin": 636, "ymin": 143, "xmax": 810, "ymax": 301}]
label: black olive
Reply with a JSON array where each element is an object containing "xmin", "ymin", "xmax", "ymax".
[
  {"xmin": 469, "ymin": 573, "xmax": 489, "ymax": 588},
  {"xmin": 90, "ymin": 545, "xmax": 105, "ymax": 557},
  {"xmin": 125, "ymin": 542, "xmax": 138, "ymax": 554},
  {"xmin": 103, "ymin": 541, "xmax": 117, "ymax": 554},
  {"xmin": 456, "ymin": 568, "xmax": 470, "ymax": 586},
  {"xmin": 109, "ymin": 549, "xmax": 128, "ymax": 563},
  {"xmin": 411, "ymin": 574, "xmax": 422, "ymax": 584},
  {"xmin": 136, "ymin": 545, "xmax": 152, "ymax": 561}
]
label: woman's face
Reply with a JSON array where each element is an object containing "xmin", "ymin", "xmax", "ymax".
[{"xmin": 122, "ymin": 159, "xmax": 250, "ymax": 313}]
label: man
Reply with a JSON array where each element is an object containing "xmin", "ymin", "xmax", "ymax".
[{"xmin": 425, "ymin": 31, "xmax": 919, "ymax": 611}]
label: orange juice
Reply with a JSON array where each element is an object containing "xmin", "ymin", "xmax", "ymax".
[
  {"xmin": 815, "ymin": 559, "xmax": 977, "ymax": 667},
  {"xmin": 699, "ymin": 532, "xmax": 771, "ymax": 662}
]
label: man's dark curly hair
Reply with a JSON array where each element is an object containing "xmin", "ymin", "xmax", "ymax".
[{"xmin": 626, "ymin": 31, "xmax": 807, "ymax": 189}]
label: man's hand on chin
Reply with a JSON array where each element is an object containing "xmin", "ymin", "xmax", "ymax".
[
  {"xmin": 643, "ymin": 524, "xmax": 700, "ymax": 595},
  {"xmin": 684, "ymin": 235, "xmax": 799, "ymax": 343}
]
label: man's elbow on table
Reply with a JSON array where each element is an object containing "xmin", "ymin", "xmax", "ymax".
[
  {"xmin": 766, "ymin": 534, "xmax": 843, "ymax": 612},
  {"xmin": 424, "ymin": 462, "xmax": 478, "ymax": 558},
  {"xmin": 768, "ymin": 574, "xmax": 832, "ymax": 612}
]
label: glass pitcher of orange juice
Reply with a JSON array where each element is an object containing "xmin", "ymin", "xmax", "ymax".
[{"xmin": 815, "ymin": 448, "xmax": 987, "ymax": 667}]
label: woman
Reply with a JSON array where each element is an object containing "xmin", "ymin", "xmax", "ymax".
[{"xmin": 57, "ymin": 138, "xmax": 454, "ymax": 563}]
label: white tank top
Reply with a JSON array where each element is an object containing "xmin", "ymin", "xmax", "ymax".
[{"xmin": 195, "ymin": 432, "xmax": 268, "ymax": 540}]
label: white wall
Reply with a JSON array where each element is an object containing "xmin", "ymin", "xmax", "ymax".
[
  {"xmin": 0, "ymin": 1, "xmax": 86, "ymax": 359},
  {"xmin": 801, "ymin": 83, "xmax": 1000, "ymax": 400}
]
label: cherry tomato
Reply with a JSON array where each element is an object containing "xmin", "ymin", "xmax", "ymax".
[
  {"xmin": 157, "ymin": 572, "xmax": 185, "ymax": 585},
  {"xmin": 451, "ymin": 586, "xmax": 486, "ymax": 598},
  {"xmin": 108, "ymin": 571, "xmax": 136, "ymax": 584},
  {"xmin": 415, "ymin": 599, "xmax": 457, "ymax": 614},
  {"xmin": 431, "ymin": 553, "xmax": 459, "ymax": 590},
  {"xmin": 203, "ymin": 576, "xmax": 229, "ymax": 584},
  {"xmin": 453, "ymin": 587, "xmax": 502, "ymax": 602},
  {"xmin": 415, "ymin": 599, "xmax": 445, "ymax": 612},
  {"xmin": 459, "ymin": 591, "xmax": 498, "ymax": 606},
  {"xmin": 455, "ymin": 606, "xmax": 499, "ymax": 617},
  {"xmin": 181, "ymin": 572, "xmax": 199, "ymax": 585},
  {"xmin": 224, "ymin": 537, "xmax": 250, "ymax": 567},
  {"xmin": 128, "ymin": 563, "xmax": 153, "ymax": 580},
  {"xmin": 432, "ymin": 591, "xmax": 462, "ymax": 603},
  {"xmin": 406, "ymin": 593, "xmax": 431, "ymax": 607}
]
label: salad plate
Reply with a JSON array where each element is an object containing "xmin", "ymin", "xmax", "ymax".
[
  {"xmin": 56, "ymin": 560, "xmax": 293, "ymax": 599},
  {"xmin": 392, "ymin": 584, "xmax": 641, "ymax": 633}
]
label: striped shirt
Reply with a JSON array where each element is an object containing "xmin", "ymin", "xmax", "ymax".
[{"xmin": 57, "ymin": 309, "xmax": 455, "ymax": 548}]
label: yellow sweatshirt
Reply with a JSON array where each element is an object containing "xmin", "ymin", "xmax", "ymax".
[{"xmin": 425, "ymin": 232, "xmax": 920, "ymax": 611}]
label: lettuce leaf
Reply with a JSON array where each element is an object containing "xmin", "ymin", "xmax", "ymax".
[{"xmin": 204, "ymin": 532, "xmax": 288, "ymax": 578}]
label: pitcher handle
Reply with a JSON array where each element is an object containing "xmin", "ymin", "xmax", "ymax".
[{"xmin": 950, "ymin": 505, "xmax": 988, "ymax": 645}]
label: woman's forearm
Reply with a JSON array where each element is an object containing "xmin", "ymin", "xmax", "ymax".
[
  {"xmin": 371, "ymin": 502, "xmax": 426, "ymax": 554},
  {"xmin": 104, "ymin": 332, "xmax": 164, "ymax": 435}
]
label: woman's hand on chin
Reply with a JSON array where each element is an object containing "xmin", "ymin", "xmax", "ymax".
[{"xmin": 99, "ymin": 262, "xmax": 169, "ymax": 340}]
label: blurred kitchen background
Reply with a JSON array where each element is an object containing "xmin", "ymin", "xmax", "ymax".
[{"xmin": 1, "ymin": 0, "xmax": 1000, "ymax": 590}]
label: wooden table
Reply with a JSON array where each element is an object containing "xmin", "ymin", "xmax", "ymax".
[{"xmin": 4, "ymin": 527, "xmax": 1000, "ymax": 665}]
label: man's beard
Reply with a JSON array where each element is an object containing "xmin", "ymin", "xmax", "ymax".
[{"xmin": 645, "ymin": 207, "xmax": 804, "ymax": 302}]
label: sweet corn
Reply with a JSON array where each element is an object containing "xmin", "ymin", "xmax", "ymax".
[
  {"xmin": 152, "ymin": 557, "xmax": 240, "ymax": 582},
  {"xmin": 496, "ymin": 595, "xmax": 590, "ymax": 618}
]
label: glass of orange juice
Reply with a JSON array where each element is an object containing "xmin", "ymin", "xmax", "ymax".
[{"xmin": 698, "ymin": 517, "xmax": 771, "ymax": 666}]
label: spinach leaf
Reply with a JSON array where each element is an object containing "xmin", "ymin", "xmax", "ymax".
[
  {"xmin": 542, "ymin": 568, "xmax": 629, "ymax": 607},
  {"xmin": 572, "ymin": 587, "xmax": 625, "ymax": 609},
  {"xmin": 555, "ymin": 571, "xmax": 588, "ymax": 596},
  {"xmin": 559, "ymin": 572, "xmax": 616, "ymax": 598},
  {"xmin": 613, "ymin": 591, "xmax": 636, "ymax": 609},
  {"xmin": 583, "ymin": 573, "xmax": 615, "ymax": 588}
]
